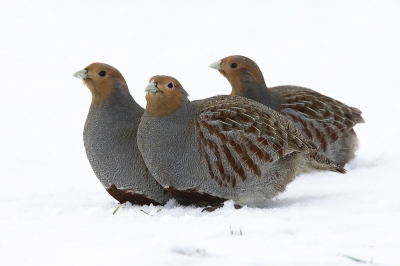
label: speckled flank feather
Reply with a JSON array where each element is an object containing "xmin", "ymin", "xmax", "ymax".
[
  {"xmin": 215, "ymin": 55, "xmax": 364, "ymax": 167},
  {"xmin": 138, "ymin": 76, "xmax": 345, "ymax": 208}
]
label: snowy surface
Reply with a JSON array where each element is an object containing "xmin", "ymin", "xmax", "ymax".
[{"xmin": 1, "ymin": 1, "xmax": 400, "ymax": 265}]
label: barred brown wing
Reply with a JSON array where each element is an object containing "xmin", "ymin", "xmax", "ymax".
[
  {"xmin": 277, "ymin": 86, "xmax": 364, "ymax": 151},
  {"xmin": 194, "ymin": 95, "xmax": 313, "ymax": 188}
]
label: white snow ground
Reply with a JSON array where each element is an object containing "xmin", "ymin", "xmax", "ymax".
[{"xmin": 1, "ymin": 1, "xmax": 399, "ymax": 265}]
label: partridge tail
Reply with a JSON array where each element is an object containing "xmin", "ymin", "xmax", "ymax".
[{"xmin": 304, "ymin": 150, "xmax": 346, "ymax": 174}]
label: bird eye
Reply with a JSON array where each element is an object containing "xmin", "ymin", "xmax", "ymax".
[
  {"xmin": 230, "ymin": 63, "xmax": 238, "ymax": 69},
  {"xmin": 98, "ymin": 70, "xmax": 107, "ymax": 77},
  {"xmin": 167, "ymin": 82, "xmax": 174, "ymax": 89}
]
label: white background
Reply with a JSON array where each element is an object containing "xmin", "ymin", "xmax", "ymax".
[{"xmin": 1, "ymin": 1, "xmax": 399, "ymax": 265}]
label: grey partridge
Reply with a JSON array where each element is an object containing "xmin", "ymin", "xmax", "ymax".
[
  {"xmin": 73, "ymin": 63, "xmax": 171, "ymax": 205},
  {"xmin": 137, "ymin": 76, "xmax": 345, "ymax": 209},
  {"xmin": 210, "ymin": 55, "xmax": 365, "ymax": 167}
]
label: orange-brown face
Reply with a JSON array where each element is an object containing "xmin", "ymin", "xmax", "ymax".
[
  {"xmin": 213, "ymin": 55, "xmax": 264, "ymax": 96},
  {"xmin": 74, "ymin": 63, "xmax": 127, "ymax": 105},
  {"xmin": 144, "ymin": 75, "xmax": 188, "ymax": 117}
]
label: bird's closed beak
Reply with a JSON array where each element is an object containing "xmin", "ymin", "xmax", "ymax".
[
  {"xmin": 145, "ymin": 82, "xmax": 161, "ymax": 93},
  {"xmin": 209, "ymin": 60, "xmax": 222, "ymax": 70},
  {"xmin": 73, "ymin": 69, "xmax": 89, "ymax": 79}
]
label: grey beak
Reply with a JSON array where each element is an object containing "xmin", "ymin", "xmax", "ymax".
[
  {"xmin": 145, "ymin": 82, "xmax": 161, "ymax": 93},
  {"xmin": 209, "ymin": 60, "xmax": 222, "ymax": 70},
  {"xmin": 73, "ymin": 69, "xmax": 89, "ymax": 79}
]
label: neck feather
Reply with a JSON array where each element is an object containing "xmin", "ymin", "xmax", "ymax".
[{"xmin": 234, "ymin": 73, "xmax": 282, "ymax": 111}]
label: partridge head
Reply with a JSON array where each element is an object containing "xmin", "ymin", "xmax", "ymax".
[
  {"xmin": 144, "ymin": 76, "xmax": 189, "ymax": 117},
  {"xmin": 209, "ymin": 55, "xmax": 266, "ymax": 98},
  {"xmin": 74, "ymin": 63, "xmax": 128, "ymax": 104}
]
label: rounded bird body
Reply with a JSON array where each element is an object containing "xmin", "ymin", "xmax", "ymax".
[
  {"xmin": 74, "ymin": 63, "xmax": 171, "ymax": 205},
  {"xmin": 138, "ymin": 76, "xmax": 345, "ymax": 208},
  {"xmin": 210, "ymin": 55, "xmax": 364, "ymax": 167}
]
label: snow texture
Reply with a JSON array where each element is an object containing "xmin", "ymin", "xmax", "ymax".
[{"xmin": 1, "ymin": 1, "xmax": 399, "ymax": 265}]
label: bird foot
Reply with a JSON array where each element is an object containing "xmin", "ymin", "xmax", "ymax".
[
  {"xmin": 201, "ymin": 203, "xmax": 243, "ymax": 212},
  {"xmin": 234, "ymin": 204, "xmax": 242, "ymax": 210},
  {"xmin": 201, "ymin": 204, "xmax": 224, "ymax": 212}
]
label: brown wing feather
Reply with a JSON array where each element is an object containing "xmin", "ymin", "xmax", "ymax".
[
  {"xmin": 276, "ymin": 86, "xmax": 364, "ymax": 151},
  {"xmin": 194, "ymin": 95, "xmax": 313, "ymax": 188}
]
